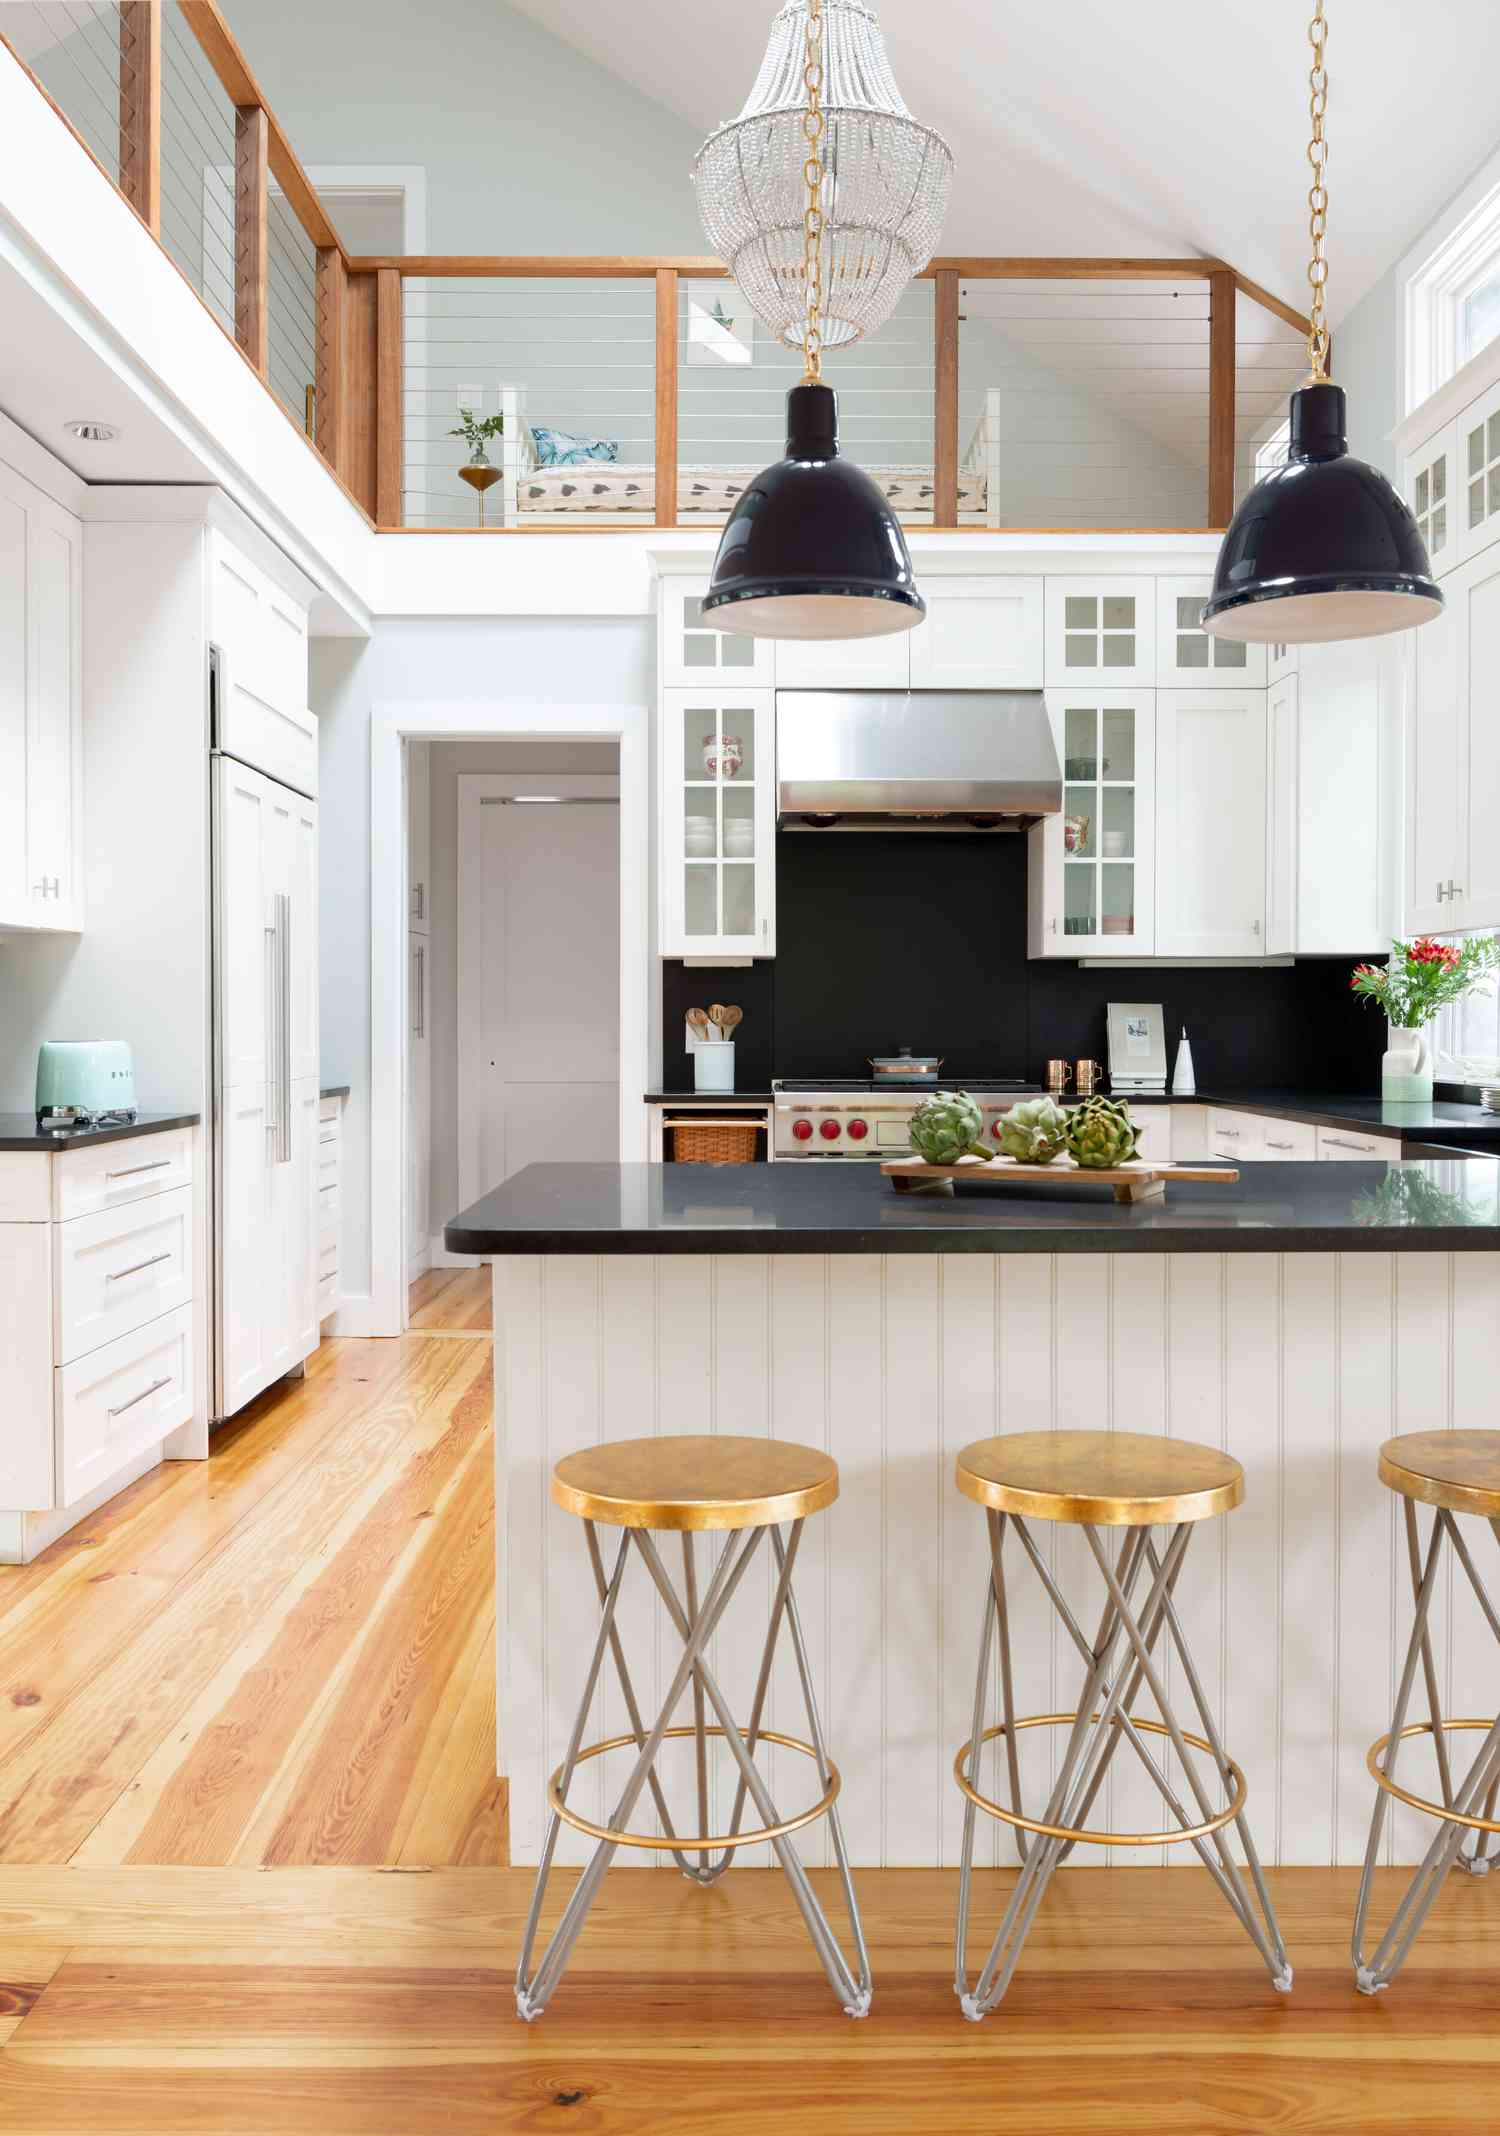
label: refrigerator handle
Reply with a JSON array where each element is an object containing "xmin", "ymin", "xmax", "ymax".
[
  {"xmin": 277, "ymin": 892, "xmax": 292, "ymax": 1164},
  {"xmin": 265, "ymin": 910, "xmax": 280, "ymax": 1149}
]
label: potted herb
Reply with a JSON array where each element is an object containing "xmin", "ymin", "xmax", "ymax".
[
  {"xmin": 449, "ymin": 407, "xmax": 505, "ymax": 524},
  {"xmin": 1349, "ymin": 935, "xmax": 1500, "ymax": 1101}
]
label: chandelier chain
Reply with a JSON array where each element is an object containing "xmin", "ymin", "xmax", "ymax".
[
  {"xmin": 801, "ymin": 0, "xmax": 825, "ymax": 382},
  {"xmin": 1306, "ymin": 0, "xmax": 1330, "ymax": 381}
]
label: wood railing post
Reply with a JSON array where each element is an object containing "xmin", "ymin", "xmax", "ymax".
[
  {"xmin": 117, "ymin": 0, "xmax": 160, "ymax": 234},
  {"xmin": 655, "ymin": 267, "xmax": 679, "ymax": 529},
  {"xmin": 316, "ymin": 245, "xmax": 347, "ymax": 475},
  {"xmin": 1209, "ymin": 269, "xmax": 1236, "ymax": 528},
  {"xmin": 234, "ymin": 104, "xmax": 269, "ymax": 374},
  {"xmin": 376, "ymin": 267, "xmax": 404, "ymax": 526},
  {"xmin": 933, "ymin": 267, "xmax": 960, "ymax": 527}
]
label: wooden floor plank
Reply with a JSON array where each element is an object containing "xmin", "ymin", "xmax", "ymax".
[
  {"xmin": 408, "ymin": 1269, "xmax": 491, "ymax": 1334},
  {"xmin": 396, "ymin": 1603, "xmax": 506, "ymax": 1868},
  {"xmin": 0, "ymin": 1870, "xmax": 1497, "ymax": 2133},
  {"xmin": 0, "ymin": 1341, "xmax": 477, "ymax": 1864},
  {"xmin": 76, "ymin": 1344, "xmax": 493, "ymax": 1868}
]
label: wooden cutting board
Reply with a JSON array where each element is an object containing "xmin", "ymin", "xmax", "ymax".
[{"xmin": 882, "ymin": 1156, "xmax": 1240, "ymax": 1204}]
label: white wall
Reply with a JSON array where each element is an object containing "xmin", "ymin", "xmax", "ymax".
[
  {"xmin": 313, "ymin": 617, "xmax": 655, "ymax": 1301},
  {"xmin": 424, "ymin": 737, "xmax": 618, "ymax": 1249}
]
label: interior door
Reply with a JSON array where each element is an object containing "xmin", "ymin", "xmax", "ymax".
[{"xmin": 473, "ymin": 793, "xmax": 620, "ymax": 1194}]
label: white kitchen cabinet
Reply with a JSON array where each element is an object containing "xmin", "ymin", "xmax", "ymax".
[
  {"xmin": 1405, "ymin": 545, "xmax": 1500, "ymax": 933},
  {"xmin": 1044, "ymin": 578, "xmax": 1156, "ymax": 686},
  {"xmin": 659, "ymin": 687, "xmax": 776, "ymax": 958},
  {"xmin": 660, "ymin": 581, "xmax": 773, "ymax": 688},
  {"xmin": 775, "ymin": 628, "xmax": 910, "ymax": 688},
  {"xmin": 1455, "ymin": 377, "xmax": 1500, "ymax": 565},
  {"xmin": 1265, "ymin": 674, "xmax": 1298, "ymax": 957},
  {"xmin": 1155, "ymin": 689, "xmax": 1267, "ymax": 956},
  {"xmin": 1458, "ymin": 549, "xmax": 1500, "ymax": 928},
  {"xmin": 1267, "ymin": 638, "xmax": 1297, "ymax": 685},
  {"xmin": 210, "ymin": 529, "xmax": 315, "ymax": 796},
  {"xmin": 1403, "ymin": 418, "xmax": 1458, "ymax": 577},
  {"xmin": 1206, "ymin": 1107, "xmax": 1265, "ymax": 1161},
  {"xmin": 1260, "ymin": 1117, "xmax": 1317, "ymax": 1160},
  {"xmin": 318, "ymin": 1094, "xmax": 343, "ymax": 1318},
  {"xmin": 1295, "ymin": 639, "xmax": 1393, "ymax": 953},
  {"xmin": 407, "ymin": 738, "xmax": 430, "ymax": 935},
  {"xmin": 1027, "ymin": 690, "xmax": 1154, "ymax": 957},
  {"xmin": 0, "ymin": 455, "xmax": 83, "ymax": 933},
  {"xmin": 1155, "ymin": 577, "xmax": 1265, "ymax": 685},
  {"xmin": 907, "ymin": 576, "xmax": 1043, "ymax": 688},
  {"xmin": 1316, "ymin": 1126, "xmax": 1387, "ymax": 1161},
  {"xmin": 0, "ymin": 1128, "xmax": 198, "ymax": 1554},
  {"xmin": 407, "ymin": 932, "xmax": 431, "ymax": 1281}
]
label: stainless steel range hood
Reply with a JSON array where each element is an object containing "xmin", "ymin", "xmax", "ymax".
[{"xmin": 776, "ymin": 690, "xmax": 1061, "ymax": 831}]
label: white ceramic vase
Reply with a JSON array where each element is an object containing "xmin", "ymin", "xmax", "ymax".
[{"xmin": 1382, "ymin": 1022, "xmax": 1434, "ymax": 1104}]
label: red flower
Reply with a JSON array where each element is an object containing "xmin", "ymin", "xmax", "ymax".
[{"xmin": 1409, "ymin": 936, "xmax": 1460, "ymax": 967}]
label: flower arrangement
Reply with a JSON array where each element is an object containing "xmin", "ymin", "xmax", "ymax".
[
  {"xmin": 1349, "ymin": 935, "xmax": 1500, "ymax": 1027},
  {"xmin": 449, "ymin": 407, "xmax": 505, "ymax": 464}
]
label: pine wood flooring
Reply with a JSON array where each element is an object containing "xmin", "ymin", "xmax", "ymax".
[
  {"xmin": 1, "ymin": 1325, "xmax": 1498, "ymax": 2128},
  {"xmin": 408, "ymin": 1267, "xmax": 492, "ymax": 1333}
]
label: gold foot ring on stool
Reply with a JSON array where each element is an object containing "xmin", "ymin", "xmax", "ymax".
[
  {"xmin": 549, "ymin": 1726, "xmax": 841, "ymax": 1850},
  {"xmin": 1367, "ymin": 1719, "xmax": 1500, "ymax": 1834},
  {"xmin": 955, "ymin": 1712, "xmax": 1248, "ymax": 1848}
]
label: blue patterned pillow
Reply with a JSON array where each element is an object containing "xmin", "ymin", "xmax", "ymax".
[{"xmin": 531, "ymin": 426, "xmax": 619, "ymax": 468}]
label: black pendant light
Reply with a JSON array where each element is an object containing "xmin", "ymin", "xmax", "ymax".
[
  {"xmin": 1203, "ymin": 1, "xmax": 1441, "ymax": 646},
  {"xmin": 701, "ymin": 0, "xmax": 928, "ymax": 642}
]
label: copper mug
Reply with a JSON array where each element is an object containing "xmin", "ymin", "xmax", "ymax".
[
  {"xmin": 1044, "ymin": 1059, "xmax": 1072, "ymax": 1094},
  {"xmin": 1075, "ymin": 1058, "xmax": 1105, "ymax": 1097}
]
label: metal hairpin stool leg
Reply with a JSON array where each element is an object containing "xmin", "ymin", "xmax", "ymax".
[
  {"xmin": 1353, "ymin": 1431, "xmax": 1500, "ymax": 1994},
  {"xmin": 951, "ymin": 1430, "xmax": 1293, "ymax": 2021},
  {"xmin": 515, "ymin": 1434, "xmax": 871, "ymax": 2022}
]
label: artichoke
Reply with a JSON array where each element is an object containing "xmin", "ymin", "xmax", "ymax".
[
  {"xmin": 997, "ymin": 1096, "xmax": 1068, "ymax": 1164},
  {"xmin": 1064, "ymin": 1095, "xmax": 1143, "ymax": 1170},
  {"xmin": 909, "ymin": 1089, "xmax": 991, "ymax": 1164}
]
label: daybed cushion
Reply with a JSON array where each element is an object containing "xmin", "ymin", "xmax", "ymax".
[{"xmin": 517, "ymin": 465, "xmax": 986, "ymax": 514}]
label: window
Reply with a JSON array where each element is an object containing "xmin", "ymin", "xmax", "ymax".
[
  {"xmin": 1402, "ymin": 149, "xmax": 1500, "ymax": 411},
  {"xmin": 1429, "ymin": 931, "xmax": 1500, "ymax": 1080},
  {"xmin": 1254, "ymin": 417, "xmax": 1290, "ymax": 485}
]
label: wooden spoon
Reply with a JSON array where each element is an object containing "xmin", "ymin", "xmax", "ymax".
[
  {"xmin": 708, "ymin": 1004, "xmax": 731, "ymax": 1039},
  {"xmin": 716, "ymin": 1006, "xmax": 743, "ymax": 1037},
  {"xmin": 687, "ymin": 1008, "xmax": 713, "ymax": 1044}
]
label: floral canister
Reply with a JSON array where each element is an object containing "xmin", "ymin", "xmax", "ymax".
[
  {"xmin": 1349, "ymin": 935, "xmax": 1500, "ymax": 1102},
  {"xmin": 702, "ymin": 733, "xmax": 743, "ymax": 778}
]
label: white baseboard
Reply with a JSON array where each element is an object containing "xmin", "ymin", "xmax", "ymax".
[
  {"xmin": 427, "ymin": 1233, "xmax": 484, "ymax": 1270},
  {"xmin": 0, "ymin": 1439, "xmax": 166, "ymax": 1564},
  {"xmin": 406, "ymin": 1243, "xmax": 432, "ymax": 1283}
]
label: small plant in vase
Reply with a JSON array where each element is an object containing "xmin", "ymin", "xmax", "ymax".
[
  {"xmin": 1349, "ymin": 935, "xmax": 1500, "ymax": 1101},
  {"xmin": 449, "ymin": 408, "xmax": 505, "ymax": 524}
]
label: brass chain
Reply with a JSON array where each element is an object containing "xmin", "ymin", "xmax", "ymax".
[
  {"xmin": 801, "ymin": 0, "xmax": 825, "ymax": 382},
  {"xmin": 1306, "ymin": 0, "xmax": 1330, "ymax": 380}
]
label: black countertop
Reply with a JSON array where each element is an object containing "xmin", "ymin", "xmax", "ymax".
[
  {"xmin": 446, "ymin": 1157, "xmax": 1500, "ymax": 1258},
  {"xmin": 0, "ymin": 1111, "xmax": 200, "ymax": 1153}
]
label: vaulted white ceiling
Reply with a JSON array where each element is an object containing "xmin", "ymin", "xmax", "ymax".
[{"xmin": 508, "ymin": 0, "xmax": 1500, "ymax": 326}]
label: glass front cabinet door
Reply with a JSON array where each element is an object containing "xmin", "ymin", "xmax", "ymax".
[
  {"xmin": 1027, "ymin": 690, "xmax": 1155, "ymax": 957},
  {"xmin": 659, "ymin": 688, "xmax": 776, "ymax": 956}
]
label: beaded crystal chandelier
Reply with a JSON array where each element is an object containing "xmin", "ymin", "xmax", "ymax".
[{"xmin": 692, "ymin": 0, "xmax": 953, "ymax": 354}]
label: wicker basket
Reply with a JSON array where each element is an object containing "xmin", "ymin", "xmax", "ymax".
[{"xmin": 671, "ymin": 1119, "xmax": 763, "ymax": 1165}]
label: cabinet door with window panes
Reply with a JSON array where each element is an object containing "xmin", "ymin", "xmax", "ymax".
[
  {"xmin": 1043, "ymin": 578, "xmax": 1156, "ymax": 686},
  {"xmin": 1456, "ymin": 379, "xmax": 1500, "ymax": 564},
  {"xmin": 659, "ymin": 582, "xmax": 773, "ymax": 688},
  {"xmin": 1026, "ymin": 691, "xmax": 1155, "ymax": 957},
  {"xmin": 1155, "ymin": 577, "xmax": 1266, "ymax": 685},
  {"xmin": 659, "ymin": 688, "xmax": 775, "ymax": 956},
  {"xmin": 1403, "ymin": 419, "xmax": 1458, "ymax": 577}
]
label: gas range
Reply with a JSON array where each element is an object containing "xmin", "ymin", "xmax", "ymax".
[{"xmin": 772, "ymin": 1078, "xmax": 1042, "ymax": 1159}]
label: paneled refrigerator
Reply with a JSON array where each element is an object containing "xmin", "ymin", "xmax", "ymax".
[{"xmin": 212, "ymin": 746, "xmax": 319, "ymax": 1418}]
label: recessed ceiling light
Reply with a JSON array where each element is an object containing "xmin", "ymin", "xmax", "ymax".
[{"xmin": 64, "ymin": 420, "xmax": 119, "ymax": 443}]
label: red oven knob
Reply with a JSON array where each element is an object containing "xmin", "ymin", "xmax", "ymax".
[
  {"xmin": 791, "ymin": 1117, "xmax": 814, "ymax": 1142},
  {"xmin": 991, "ymin": 1119, "xmax": 1005, "ymax": 1139},
  {"xmin": 847, "ymin": 1118, "xmax": 868, "ymax": 1141},
  {"xmin": 819, "ymin": 1118, "xmax": 841, "ymax": 1141}
]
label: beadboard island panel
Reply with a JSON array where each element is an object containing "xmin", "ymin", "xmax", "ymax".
[{"xmin": 493, "ymin": 1247, "xmax": 1500, "ymax": 1871}]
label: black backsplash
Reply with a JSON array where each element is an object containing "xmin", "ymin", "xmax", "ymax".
[{"xmin": 661, "ymin": 832, "xmax": 1385, "ymax": 1092}]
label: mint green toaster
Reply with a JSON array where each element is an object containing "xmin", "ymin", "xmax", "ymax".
[{"xmin": 35, "ymin": 1040, "xmax": 137, "ymax": 1127}]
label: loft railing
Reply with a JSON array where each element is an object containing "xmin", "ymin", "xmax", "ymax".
[{"xmin": 0, "ymin": 3, "xmax": 1313, "ymax": 535}]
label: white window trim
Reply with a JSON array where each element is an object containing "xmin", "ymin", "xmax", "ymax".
[{"xmin": 1401, "ymin": 144, "xmax": 1500, "ymax": 414}]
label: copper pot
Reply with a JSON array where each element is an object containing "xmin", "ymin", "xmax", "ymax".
[{"xmin": 868, "ymin": 1048, "xmax": 943, "ymax": 1085}]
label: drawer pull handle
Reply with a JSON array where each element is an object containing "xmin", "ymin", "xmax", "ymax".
[
  {"xmin": 105, "ymin": 1158, "xmax": 171, "ymax": 1181},
  {"xmin": 106, "ymin": 1251, "xmax": 172, "ymax": 1283},
  {"xmin": 108, "ymin": 1374, "xmax": 171, "ymax": 1418},
  {"xmin": 1323, "ymin": 1135, "xmax": 1374, "ymax": 1152},
  {"xmin": 319, "ymin": 1132, "xmax": 337, "ymax": 1144},
  {"xmin": 1217, "ymin": 1126, "xmax": 1239, "ymax": 1138},
  {"xmin": 1267, "ymin": 1139, "xmax": 1295, "ymax": 1151}
]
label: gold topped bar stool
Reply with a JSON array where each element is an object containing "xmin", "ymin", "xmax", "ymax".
[
  {"xmin": 1353, "ymin": 1431, "xmax": 1500, "ymax": 1994},
  {"xmin": 952, "ymin": 1431, "xmax": 1293, "ymax": 2020},
  {"xmin": 515, "ymin": 1434, "xmax": 871, "ymax": 2021}
]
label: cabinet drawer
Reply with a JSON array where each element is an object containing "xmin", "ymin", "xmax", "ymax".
[
  {"xmin": 1129, "ymin": 1111, "xmax": 1173, "ymax": 1163},
  {"xmin": 1316, "ymin": 1127, "xmax": 1388, "ymax": 1161},
  {"xmin": 317, "ymin": 1268, "xmax": 339, "ymax": 1315},
  {"xmin": 53, "ymin": 1130, "xmax": 193, "ymax": 1222},
  {"xmin": 318, "ymin": 1237, "xmax": 339, "ymax": 1282},
  {"xmin": 1259, "ymin": 1118, "xmax": 1317, "ymax": 1161},
  {"xmin": 55, "ymin": 1184, "xmax": 193, "ymax": 1365},
  {"xmin": 56, "ymin": 1302, "xmax": 192, "ymax": 1507},
  {"xmin": 1206, "ymin": 1108, "xmax": 1264, "ymax": 1160},
  {"xmin": 318, "ymin": 1095, "xmax": 343, "ymax": 1125}
]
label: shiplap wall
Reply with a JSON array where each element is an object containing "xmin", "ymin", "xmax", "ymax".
[{"xmin": 496, "ymin": 1251, "xmax": 1500, "ymax": 1870}]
